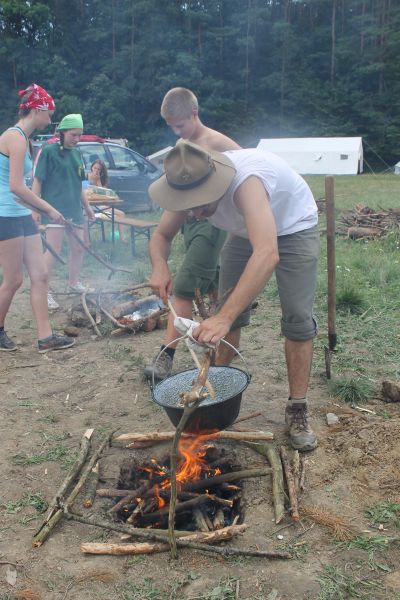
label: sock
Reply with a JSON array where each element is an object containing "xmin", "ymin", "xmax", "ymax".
[
  {"xmin": 38, "ymin": 334, "xmax": 54, "ymax": 343},
  {"xmin": 288, "ymin": 396, "xmax": 307, "ymax": 406},
  {"xmin": 161, "ymin": 345, "xmax": 175, "ymax": 360}
]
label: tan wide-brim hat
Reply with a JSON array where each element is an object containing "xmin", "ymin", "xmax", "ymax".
[{"xmin": 149, "ymin": 140, "xmax": 236, "ymax": 211}]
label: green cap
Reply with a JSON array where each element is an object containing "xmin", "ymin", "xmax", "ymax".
[{"xmin": 57, "ymin": 114, "xmax": 83, "ymax": 130}]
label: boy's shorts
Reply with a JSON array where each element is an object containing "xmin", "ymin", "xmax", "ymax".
[
  {"xmin": 0, "ymin": 214, "xmax": 38, "ymax": 241},
  {"xmin": 173, "ymin": 220, "xmax": 227, "ymax": 300},
  {"xmin": 218, "ymin": 225, "xmax": 320, "ymax": 341}
]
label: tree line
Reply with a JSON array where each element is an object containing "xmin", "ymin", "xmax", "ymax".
[{"xmin": 1, "ymin": 0, "xmax": 399, "ymax": 169}]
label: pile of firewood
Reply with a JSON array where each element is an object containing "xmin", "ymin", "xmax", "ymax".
[{"xmin": 340, "ymin": 204, "xmax": 400, "ymax": 239}]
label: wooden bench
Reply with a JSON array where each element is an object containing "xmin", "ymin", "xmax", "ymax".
[{"xmin": 96, "ymin": 213, "xmax": 158, "ymax": 255}]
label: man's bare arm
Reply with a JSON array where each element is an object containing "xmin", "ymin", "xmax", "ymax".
[{"xmin": 148, "ymin": 210, "xmax": 186, "ymax": 302}]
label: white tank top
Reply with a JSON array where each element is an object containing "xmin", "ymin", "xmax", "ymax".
[{"xmin": 208, "ymin": 149, "xmax": 318, "ymax": 238}]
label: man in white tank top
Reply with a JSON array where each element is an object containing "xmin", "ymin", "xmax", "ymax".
[{"xmin": 148, "ymin": 141, "xmax": 319, "ymax": 452}]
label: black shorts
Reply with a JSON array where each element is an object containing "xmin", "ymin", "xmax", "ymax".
[{"xmin": 0, "ymin": 214, "xmax": 39, "ymax": 242}]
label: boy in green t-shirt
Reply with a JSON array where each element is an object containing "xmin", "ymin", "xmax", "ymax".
[
  {"xmin": 33, "ymin": 114, "xmax": 95, "ymax": 309},
  {"xmin": 144, "ymin": 88, "xmax": 240, "ymax": 381}
]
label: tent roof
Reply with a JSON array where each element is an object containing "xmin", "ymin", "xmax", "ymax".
[{"xmin": 258, "ymin": 137, "xmax": 362, "ymax": 152}]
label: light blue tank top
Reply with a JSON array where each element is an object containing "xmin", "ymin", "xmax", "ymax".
[{"xmin": 0, "ymin": 127, "xmax": 32, "ymax": 217}]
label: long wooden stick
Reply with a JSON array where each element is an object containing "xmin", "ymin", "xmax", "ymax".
[
  {"xmin": 167, "ymin": 299, "xmax": 216, "ymax": 399},
  {"xmin": 33, "ymin": 430, "xmax": 116, "ymax": 547},
  {"xmin": 114, "ymin": 430, "xmax": 274, "ymax": 446},
  {"xmin": 246, "ymin": 443, "xmax": 285, "ymax": 524},
  {"xmin": 279, "ymin": 447, "xmax": 299, "ymax": 522},
  {"xmin": 40, "ymin": 232, "xmax": 67, "ymax": 265},
  {"xmin": 168, "ymin": 353, "xmax": 212, "ymax": 559},
  {"xmin": 80, "ymin": 524, "xmax": 246, "ymax": 555},
  {"xmin": 81, "ymin": 291, "xmax": 102, "ymax": 336},
  {"xmin": 34, "ymin": 429, "xmax": 94, "ymax": 532},
  {"xmin": 67, "ymin": 512, "xmax": 290, "ymax": 559},
  {"xmin": 65, "ymin": 222, "xmax": 134, "ymax": 278},
  {"xmin": 325, "ymin": 176, "xmax": 337, "ymax": 379}
]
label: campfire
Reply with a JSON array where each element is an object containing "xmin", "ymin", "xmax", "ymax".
[{"xmin": 115, "ymin": 437, "xmax": 243, "ymax": 532}]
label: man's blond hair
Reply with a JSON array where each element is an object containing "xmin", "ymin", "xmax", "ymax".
[{"xmin": 160, "ymin": 87, "xmax": 198, "ymax": 120}]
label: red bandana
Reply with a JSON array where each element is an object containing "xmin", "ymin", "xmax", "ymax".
[{"xmin": 18, "ymin": 83, "xmax": 55, "ymax": 111}]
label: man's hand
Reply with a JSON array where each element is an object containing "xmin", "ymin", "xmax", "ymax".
[
  {"xmin": 190, "ymin": 314, "xmax": 233, "ymax": 346},
  {"xmin": 148, "ymin": 267, "xmax": 173, "ymax": 304}
]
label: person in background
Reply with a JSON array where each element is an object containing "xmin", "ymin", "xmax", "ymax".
[
  {"xmin": 83, "ymin": 159, "xmax": 127, "ymax": 243},
  {"xmin": 0, "ymin": 84, "xmax": 75, "ymax": 353},
  {"xmin": 144, "ymin": 87, "xmax": 240, "ymax": 381},
  {"xmin": 148, "ymin": 141, "xmax": 319, "ymax": 452},
  {"xmin": 32, "ymin": 114, "xmax": 95, "ymax": 310}
]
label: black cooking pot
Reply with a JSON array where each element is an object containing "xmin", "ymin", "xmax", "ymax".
[{"xmin": 151, "ymin": 366, "xmax": 251, "ymax": 433}]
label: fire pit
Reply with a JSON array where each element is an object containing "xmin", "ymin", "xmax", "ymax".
[{"xmin": 114, "ymin": 439, "xmax": 244, "ymax": 532}]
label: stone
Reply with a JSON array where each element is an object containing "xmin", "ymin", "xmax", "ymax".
[{"xmin": 326, "ymin": 412, "xmax": 339, "ymax": 426}]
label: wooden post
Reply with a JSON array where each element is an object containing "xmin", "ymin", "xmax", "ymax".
[{"xmin": 325, "ymin": 176, "xmax": 337, "ymax": 379}]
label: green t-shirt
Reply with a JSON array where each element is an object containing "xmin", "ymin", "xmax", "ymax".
[{"xmin": 35, "ymin": 143, "xmax": 85, "ymax": 224}]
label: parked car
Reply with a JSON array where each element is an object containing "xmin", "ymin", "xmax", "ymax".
[{"xmin": 31, "ymin": 137, "xmax": 161, "ymax": 213}]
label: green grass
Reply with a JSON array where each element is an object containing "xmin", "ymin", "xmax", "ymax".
[
  {"xmin": 317, "ymin": 564, "xmax": 379, "ymax": 599},
  {"xmin": 118, "ymin": 575, "xmax": 238, "ymax": 600},
  {"xmin": 327, "ymin": 377, "xmax": 376, "ymax": 404},
  {"xmin": 4, "ymin": 492, "xmax": 47, "ymax": 514},
  {"xmin": 366, "ymin": 502, "xmax": 400, "ymax": 529},
  {"xmin": 10, "ymin": 445, "xmax": 77, "ymax": 469}
]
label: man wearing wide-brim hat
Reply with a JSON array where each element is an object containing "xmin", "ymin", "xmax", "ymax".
[{"xmin": 148, "ymin": 140, "xmax": 319, "ymax": 452}]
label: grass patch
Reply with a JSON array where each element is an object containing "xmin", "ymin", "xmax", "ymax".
[
  {"xmin": 366, "ymin": 502, "xmax": 400, "ymax": 528},
  {"xmin": 118, "ymin": 575, "xmax": 238, "ymax": 600},
  {"xmin": 327, "ymin": 377, "xmax": 375, "ymax": 404},
  {"xmin": 4, "ymin": 492, "xmax": 47, "ymax": 514},
  {"xmin": 317, "ymin": 564, "xmax": 378, "ymax": 599},
  {"xmin": 10, "ymin": 445, "xmax": 77, "ymax": 469},
  {"xmin": 336, "ymin": 285, "xmax": 366, "ymax": 315}
]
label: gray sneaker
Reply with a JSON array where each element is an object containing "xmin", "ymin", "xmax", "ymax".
[
  {"xmin": 38, "ymin": 334, "xmax": 75, "ymax": 354},
  {"xmin": 143, "ymin": 352, "xmax": 173, "ymax": 381},
  {"xmin": 285, "ymin": 402, "xmax": 317, "ymax": 452},
  {"xmin": 0, "ymin": 330, "xmax": 17, "ymax": 352}
]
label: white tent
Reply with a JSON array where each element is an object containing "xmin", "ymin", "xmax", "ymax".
[
  {"xmin": 147, "ymin": 146, "xmax": 173, "ymax": 172},
  {"xmin": 257, "ymin": 137, "xmax": 363, "ymax": 175}
]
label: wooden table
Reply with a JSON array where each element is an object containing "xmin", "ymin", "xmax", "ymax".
[{"xmin": 87, "ymin": 196, "xmax": 123, "ymax": 244}]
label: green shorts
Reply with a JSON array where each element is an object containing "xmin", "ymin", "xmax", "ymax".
[
  {"xmin": 173, "ymin": 220, "xmax": 227, "ymax": 300},
  {"xmin": 218, "ymin": 225, "xmax": 320, "ymax": 341}
]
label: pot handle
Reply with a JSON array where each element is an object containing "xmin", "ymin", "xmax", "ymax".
[{"xmin": 150, "ymin": 336, "xmax": 251, "ymax": 390}]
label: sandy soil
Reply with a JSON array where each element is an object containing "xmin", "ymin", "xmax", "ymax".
[{"xmin": 0, "ymin": 274, "xmax": 399, "ymax": 600}]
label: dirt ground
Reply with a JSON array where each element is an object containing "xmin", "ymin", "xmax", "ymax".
[{"xmin": 0, "ymin": 272, "xmax": 399, "ymax": 600}]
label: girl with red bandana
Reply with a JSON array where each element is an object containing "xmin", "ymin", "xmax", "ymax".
[{"xmin": 0, "ymin": 84, "xmax": 75, "ymax": 353}]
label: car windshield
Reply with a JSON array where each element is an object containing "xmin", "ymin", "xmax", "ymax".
[
  {"xmin": 108, "ymin": 146, "xmax": 144, "ymax": 172},
  {"xmin": 79, "ymin": 145, "xmax": 111, "ymax": 169}
]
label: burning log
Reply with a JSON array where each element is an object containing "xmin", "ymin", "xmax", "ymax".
[
  {"xmin": 83, "ymin": 462, "xmax": 99, "ymax": 508},
  {"xmin": 114, "ymin": 430, "xmax": 274, "ymax": 447},
  {"xmin": 183, "ymin": 467, "xmax": 271, "ymax": 493},
  {"xmin": 279, "ymin": 446, "xmax": 299, "ymax": 522},
  {"xmin": 212, "ymin": 508, "xmax": 225, "ymax": 530},
  {"xmin": 109, "ymin": 481, "xmax": 150, "ymax": 514},
  {"xmin": 193, "ymin": 508, "xmax": 211, "ymax": 532}
]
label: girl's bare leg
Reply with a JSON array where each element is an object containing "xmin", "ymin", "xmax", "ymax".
[
  {"xmin": 23, "ymin": 234, "xmax": 52, "ymax": 339},
  {"xmin": 0, "ymin": 237, "xmax": 24, "ymax": 327},
  {"xmin": 66, "ymin": 226, "xmax": 85, "ymax": 286},
  {"xmin": 43, "ymin": 226, "xmax": 65, "ymax": 279}
]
